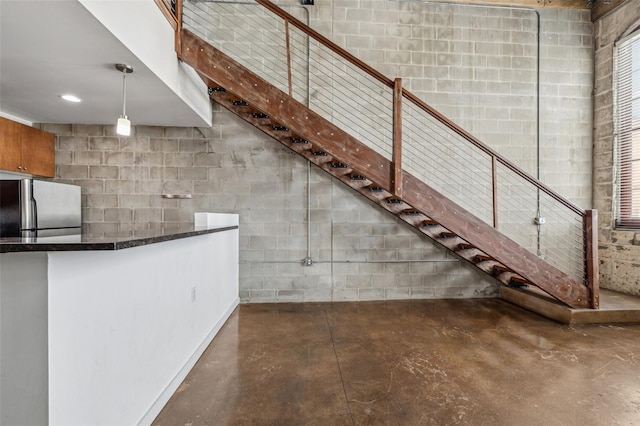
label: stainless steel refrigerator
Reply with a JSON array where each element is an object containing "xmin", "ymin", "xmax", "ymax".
[{"xmin": 0, "ymin": 178, "xmax": 81, "ymax": 237}]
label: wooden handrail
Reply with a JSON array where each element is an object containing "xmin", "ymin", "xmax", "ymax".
[
  {"xmin": 255, "ymin": 0, "xmax": 584, "ymax": 217},
  {"xmin": 186, "ymin": 0, "xmax": 585, "ymax": 218},
  {"xmin": 154, "ymin": 0, "xmax": 178, "ymax": 30},
  {"xmin": 174, "ymin": 0, "xmax": 183, "ymax": 55},
  {"xmin": 402, "ymin": 90, "xmax": 585, "ymax": 216},
  {"xmin": 255, "ymin": 0, "xmax": 394, "ymax": 88}
]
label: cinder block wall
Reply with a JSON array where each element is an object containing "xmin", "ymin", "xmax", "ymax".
[
  {"xmin": 50, "ymin": 1, "xmax": 593, "ymax": 303},
  {"xmin": 47, "ymin": 108, "xmax": 497, "ymax": 303},
  {"xmin": 593, "ymin": 1, "xmax": 640, "ymax": 296},
  {"xmin": 304, "ymin": 0, "xmax": 593, "ymax": 205}
]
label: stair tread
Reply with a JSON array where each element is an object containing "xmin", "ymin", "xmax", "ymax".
[
  {"xmin": 509, "ymin": 275, "xmax": 530, "ymax": 285},
  {"xmin": 386, "ymin": 198, "xmax": 403, "ymax": 204},
  {"xmin": 473, "ymin": 254, "xmax": 495, "ymax": 263},
  {"xmin": 474, "ymin": 261, "xmax": 501, "ymax": 274},
  {"xmin": 493, "ymin": 265, "xmax": 513, "ymax": 276},
  {"xmin": 456, "ymin": 243, "xmax": 475, "ymax": 251},
  {"xmin": 439, "ymin": 231, "xmax": 458, "ymax": 239}
]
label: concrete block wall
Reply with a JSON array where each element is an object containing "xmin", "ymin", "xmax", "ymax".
[
  {"xmin": 310, "ymin": 0, "xmax": 592, "ymax": 285},
  {"xmin": 48, "ymin": 104, "xmax": 496, "ymax": 303},
  {"xmin": 304, "ymin": 0, "xmax": 593, "ymax": 208},
  {"xmin": 49, "ymin": 0, "xmax": 594, "ymax": 303},
  {"xmin": 593, "ymin": 1, "xmax": 640, "ymax": 296},
  {"xmin": 183, "ymin": 0, "xmax": 593, "ymax": 284},
  {"xmin": 188, "ymin": 0, "xmax": 593, "ymax": 206}
]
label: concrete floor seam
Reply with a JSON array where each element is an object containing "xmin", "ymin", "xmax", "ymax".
[
  {"xmin": 323, "ymin": 306, "xmax": 355, "ymax": 426},
  {"xmin": 153, "ymin": 300, "xmax": 640, "ymax": 424}
]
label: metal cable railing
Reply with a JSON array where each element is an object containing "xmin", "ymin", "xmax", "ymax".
[{"xmin": 179, "ymin": 0, "xmax": 597, "ymax": 301}]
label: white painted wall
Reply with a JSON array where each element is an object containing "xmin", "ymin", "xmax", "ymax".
[
  {"xmin": 47, "ymin": 230, "xmax": 239, "ymax": 425},
  {"xmin": 0, "ymin": 219, "xmax": 239, "ymax": 425},
  {"xmin": 79, "ymin": 0, "xmax": 212, "ymax": 127},
  {"xmin": 0, "ymin": 253, "xmax": 49, "ymax": 426}
]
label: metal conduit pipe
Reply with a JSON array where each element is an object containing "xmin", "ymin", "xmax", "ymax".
[
  {"xmin": 204, "ymin": 1, "xmax": 321, "ymax": 266},
  {"xmin": 395, "ymin": 0, "xmax": 544, "ymax": 256},
  {"xmin": 241, "ymin": 259, "xmax": 460, "ymax": 264},
  {"xmin": 200, "ymin": 0, "xmax": 484, "ymax": 266}
]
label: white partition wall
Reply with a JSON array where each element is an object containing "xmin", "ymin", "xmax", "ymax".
[
  {"xmin": 0, "ymin": 214, "xmax": 239, "ymax": 425},
  {"xmin": 48, "ymin": 230, "xmax": 239, "ymax": 425},
  {"xmin": 0, "ymin": 253, "xmax": 49, "ymax": 426}
]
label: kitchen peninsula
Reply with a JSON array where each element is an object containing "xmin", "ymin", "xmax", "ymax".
[{"xmin": 0, "ymin": 213, "xmax": 239, "ymax": 426}]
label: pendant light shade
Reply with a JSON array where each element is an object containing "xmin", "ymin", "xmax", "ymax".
[
  {"xmin": 115, "ymin": 63, "xmax": 133, "ymax": 136},
  {"xmin": 117, "ymin": 116, "xmax": 131, "ymax": 136}
]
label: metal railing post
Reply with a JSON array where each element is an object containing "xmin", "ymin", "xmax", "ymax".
[
  {"xmin": 175, "ymin": 0, "xmax": 182, "ymax": 54},
  {"xmin": 585, "ymin": 209, "xmax": 600, "ymax": 309},
  {"xmin": 285, "ymin": 20, "xmax": 293, "ymax": 97},
  {"xmin": 393, "ymin": 78, "xmax": 403, "ymax": 197},
  {"xmin": 492, "ymin": 156, "xmax": 498, "ymax": 228}
]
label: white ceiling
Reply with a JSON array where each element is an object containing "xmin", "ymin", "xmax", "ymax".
[{"xmin": 0, "ymin": 0, "xmax": 208, "ymax": 127}]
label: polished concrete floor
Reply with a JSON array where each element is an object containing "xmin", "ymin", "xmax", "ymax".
[{"xmin": 153, "ymin": 299, "xmax": 640, "ymax": 425}]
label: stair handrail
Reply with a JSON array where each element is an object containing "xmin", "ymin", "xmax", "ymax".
[
  {"xmin": 154, "ymin": 0, "xmax": 179, "ymax": 30},
  {"xmin": 173, "ymin": 0, "xmax": 599, "ymax": 308},
  {"xmin": 255, "ymin": 0, "xmax": 584, "ymax": 217}
]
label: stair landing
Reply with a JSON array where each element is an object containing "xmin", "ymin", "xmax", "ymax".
[{"xmin": 501, "ymin": 287, "xmax": 640, "ymax": 325}]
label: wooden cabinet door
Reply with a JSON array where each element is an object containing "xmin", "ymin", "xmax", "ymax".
[
  {"xmin": 0, "ymin": 116, "xmax": 23, "ymax": 173},
  {"xmin": 21, "ymin": 126, "xmax": 55, "ymax": 177}
]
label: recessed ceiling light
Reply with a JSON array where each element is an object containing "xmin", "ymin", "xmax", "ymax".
[{"xmin": 61, "ymin": 94, "xmax": 81, "ymax": 103}]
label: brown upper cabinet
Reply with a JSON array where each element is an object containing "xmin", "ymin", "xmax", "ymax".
[{"xmin": 0, "ymin": 116, "xmax": 55, "ymax": 177}]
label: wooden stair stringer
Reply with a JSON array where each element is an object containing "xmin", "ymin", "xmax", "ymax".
[
  {"xmin": 400, "ymin": 173, "xmax": 590, "ymax": 308},
  {"xmin": 180, "ymin": 28, "xmax": 392, "ymax": 191},
  {"xmin": 179, "ymin": 28, "xmax": 591, "ymax": 309}
]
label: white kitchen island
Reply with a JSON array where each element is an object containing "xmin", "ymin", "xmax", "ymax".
[{"xmin": 0, "ymin": 213, "xmax": 239, "ymax": 426}]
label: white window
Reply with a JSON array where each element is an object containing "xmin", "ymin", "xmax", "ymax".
[{"xmin": 615, "ymin": 26, "xmax": 640, "ymax": 228}]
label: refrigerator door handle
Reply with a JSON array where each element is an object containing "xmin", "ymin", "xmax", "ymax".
[
  {"xmin": 20, "ymin": 178, "xmax": 36, "ymax": 231},
  {"xmin": 32, "ymin": 195, "xmax": 38, "ymax": 231}
]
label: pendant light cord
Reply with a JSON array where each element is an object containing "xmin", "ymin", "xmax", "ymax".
[{"xmin": 122, "ymin": 72, "xmax": 127, "ymax": 118}]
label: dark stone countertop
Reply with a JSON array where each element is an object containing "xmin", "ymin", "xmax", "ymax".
[{"xmin": 0, "ymin": 225, "xmax": 238, "ymax": 253}]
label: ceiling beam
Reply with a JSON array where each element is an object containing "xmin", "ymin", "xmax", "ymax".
[
  {"xmin": 424, "ymin": 0, "xmax": 588, "ymax": 9},
  {"xmin": 591, "ymin": 0, "xmax": 627, "ymax": 21}
]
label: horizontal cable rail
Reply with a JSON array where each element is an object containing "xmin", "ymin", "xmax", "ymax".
[{"xmin": 181, "ymin": 0, "xmax": 595, "ymax": 292}]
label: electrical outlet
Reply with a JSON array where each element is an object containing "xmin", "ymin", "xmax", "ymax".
[{"xmin": 191, "ymin": 286, "xmax": 196, "ymax": 302}]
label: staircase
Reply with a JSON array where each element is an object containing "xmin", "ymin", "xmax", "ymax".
[{"xmin": 171, "ymin": 0, "xmax": 599, "ymax": 309}]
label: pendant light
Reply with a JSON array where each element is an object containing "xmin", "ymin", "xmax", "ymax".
[{"xmin": 115, "ymin": 63, "xmax": 134, "ymax": 136}]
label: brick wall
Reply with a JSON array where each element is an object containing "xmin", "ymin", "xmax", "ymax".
[{"xmin": 593, "ymin": 1, "xmax": 640, "ymax": 296}]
